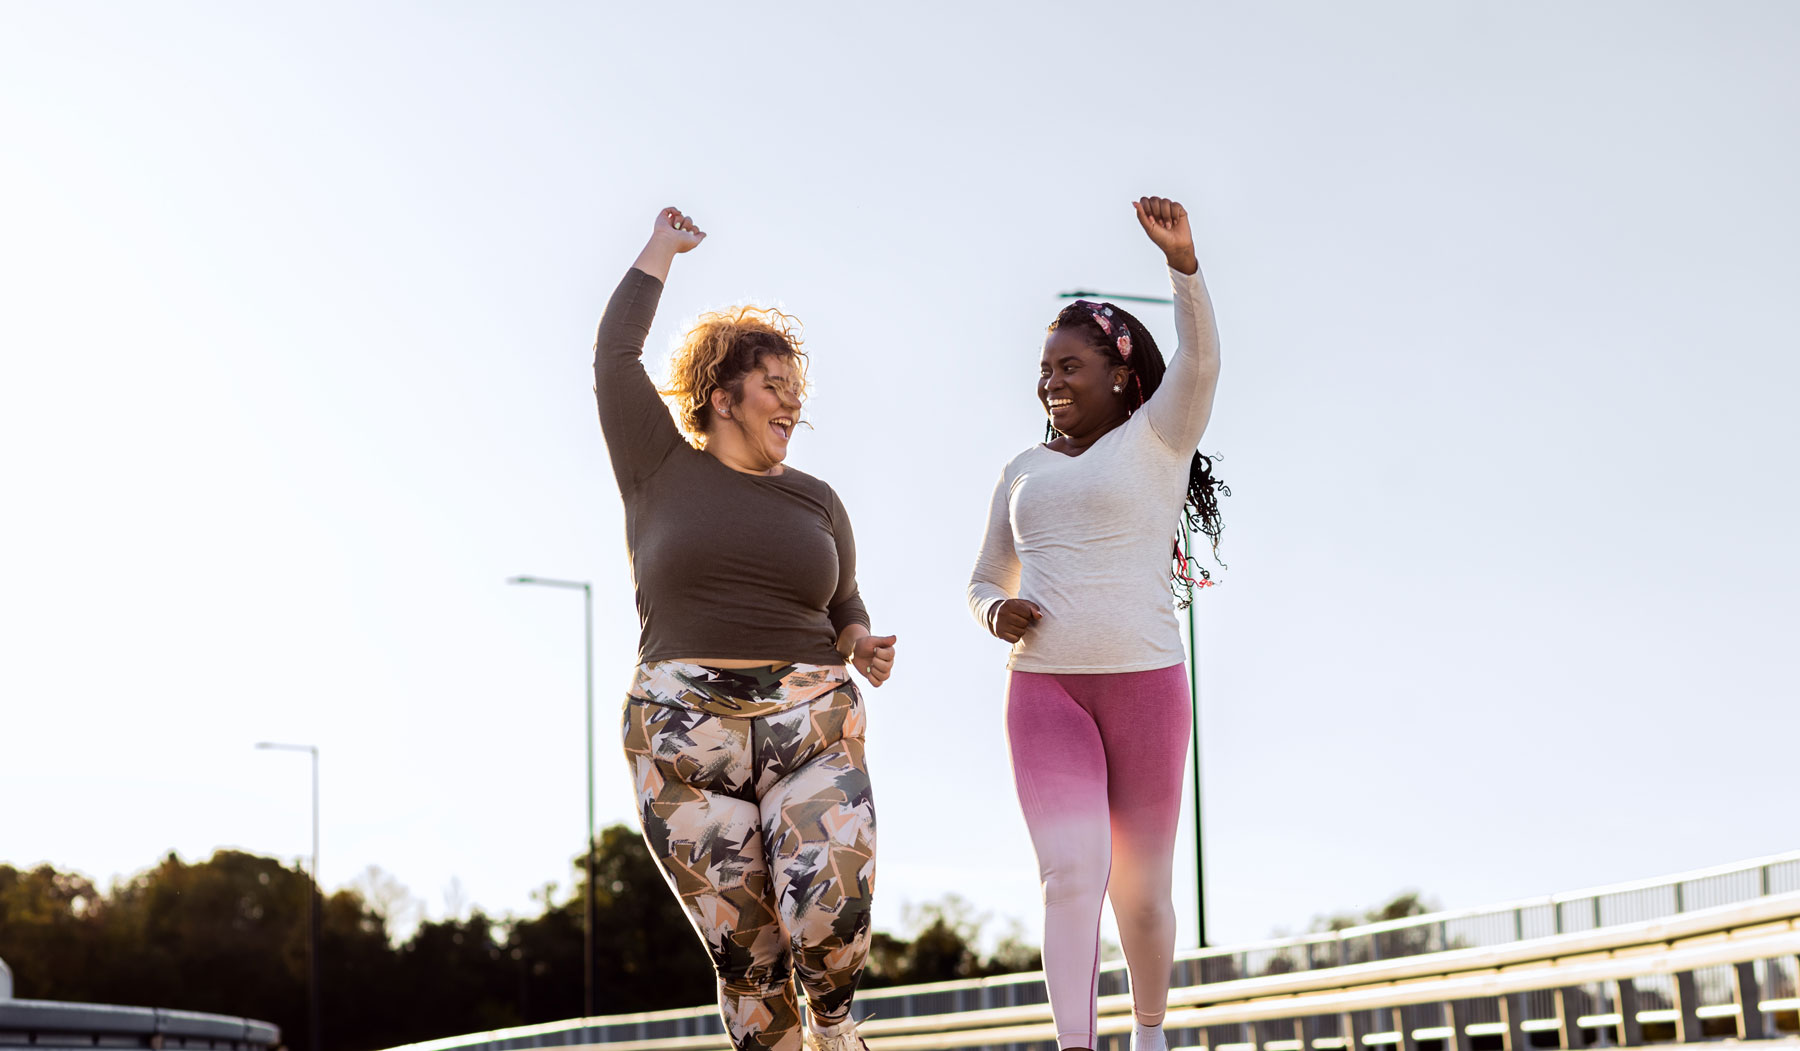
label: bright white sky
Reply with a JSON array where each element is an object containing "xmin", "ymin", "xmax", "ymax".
[{"xmin": 3, "ymin": 1, "xmax": 1796, "ymax": 958}]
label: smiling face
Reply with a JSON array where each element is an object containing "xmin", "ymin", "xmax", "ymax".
[
  {"xmin": 710, "ymin": 352, "xmax": 803, "ymax": 470},
  {"xmin": 1040, "ymin": 326, "xmax": 1131, "ymax": 443}
]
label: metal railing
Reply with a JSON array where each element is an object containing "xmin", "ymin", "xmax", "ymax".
[
  {"xmin": 0, "ymin": 998, "xmax": 280, "ymax": 1051},
  {"xmin": 372, "ymin": 850, "xmax": 1800, "ymax": 1051},
  {"xmin": 854, "ymin": 850, "xmax": 1800, "ymax": 1023},
  {"xmin": 854, "ymin": 893, "xmax": 1800, "ymax": 1046}
]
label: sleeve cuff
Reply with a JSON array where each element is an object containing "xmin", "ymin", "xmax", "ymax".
[{"xmin": 626, "ymin": 266, "xmax": 666, "ymax": 291}]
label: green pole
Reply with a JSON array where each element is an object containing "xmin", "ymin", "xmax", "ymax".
[
  {"xmin": 1185, "ymin": 521, "xmax": 1206, "ymax": 948},
  {"xmin": 508, "ymin": 575, "xmax": 597, "ymax": 1017}
]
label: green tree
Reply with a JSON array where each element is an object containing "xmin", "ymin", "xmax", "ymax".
[
  {"xmin": 585, "ymin": 824, "xmax": 715, "ymax": 1012},
  {"xmin": 861, "ymin": 895, "xmax": 1042, "ymax": 986},
  {"xmin": 1310, "ymin": 889, "xmax": 1435, "ymax": 933},
  {"xmin": 389, "ymin": 912, "xmax": 521, "ymax": 1039},
  {"xmin": 106, "ymin": 851, "xmax": 315, "ymax": 1022},
  {"xmin": 0, "ymin": 835, "xmax": 1043, "ymax": 1050},
  {"xmin": 3, "ymin": 851, "xmax": 401, "ymax": 1049},
  {"xmin": 0, "ymin": 864, "xmax": 107, "ymax": 999},
  {"xmin": 1308, "ymin": 890, "xmax": 1440, "ymax": 963}
]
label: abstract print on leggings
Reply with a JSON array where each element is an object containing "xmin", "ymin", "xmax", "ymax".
[{"xmin": 622, "ymin": 661, "xmax": 875, "ymax": 1051}]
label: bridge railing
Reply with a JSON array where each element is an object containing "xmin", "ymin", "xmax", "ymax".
[
  {"xmin": 853, "ymin": 849, "xmax": 1800, "ymax": 1020},
  {"xmin": 0, "ymin": 998, "xmax": 281, "ymax": 1051},
  {"xmin": 890, "ymin": 895, "xmax": 1800, "ymax": 1051},
  {"xmin": 373, "ymin": 850, "xmax": 1800, "ymax": 1051}
]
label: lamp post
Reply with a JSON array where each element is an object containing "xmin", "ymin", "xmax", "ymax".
[
  {"xmin": 255, "ymin": 742, "xmax": 321, "ymax": 1051},
  {"xmin": 507, "ymin": 574, "xmax": 596, "ymax": 1017},
  {"xmin": 1056, "ymin": 288, "xmax": 1207, "ymax": 947},
  {"xmin": 1179, "ymin": 520, "xmax": 1206, "ymax": 949},
  {"xmin": 1057, "ymin": 288, "xmax": 1182, "ymax": 305}
]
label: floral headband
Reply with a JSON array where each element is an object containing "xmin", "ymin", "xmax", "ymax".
[{"xmin": 1073, "ymin": 300, "xmax": 1132, "ymax": 361}]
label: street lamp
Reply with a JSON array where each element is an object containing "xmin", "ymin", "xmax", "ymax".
[
  {"xmin": 1057, "ymin": 288, "xmax": 1183, "ymax": 305},
  {"xmin": 507, "ymin": 574, "xmax": 596, "ymax": 1017},
  {"xmin": 1177, "ymin": 520, "xmax": 1207, "ymax": 949},
  {"xmin": 255, "ymin": 741, "xmax": 321, "ymax": 1051},
  {"xmin": 1056, "ymin": 289, "xmax": 1209, "ymax": 948}
]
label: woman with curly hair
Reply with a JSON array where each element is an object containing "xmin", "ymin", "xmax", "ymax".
[
  {"xmin": 968, "ymin": 196, "xmax": 1226, "ymax": 1051},
  {"xmin": 595, "ymin": 206, "xmax": 893, "ymax": 1051}
]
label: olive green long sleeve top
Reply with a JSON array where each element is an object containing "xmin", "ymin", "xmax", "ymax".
[{"xmin": 593, "ymin": 267, "xmax": 869, "ymax": 666}]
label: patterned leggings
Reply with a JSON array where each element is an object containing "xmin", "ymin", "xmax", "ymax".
[{"xmin": 622, "ymin": 661, "xmax": 876, "ymax": 1051}]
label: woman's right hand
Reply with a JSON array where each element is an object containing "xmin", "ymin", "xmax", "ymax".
[
  {"xmin": 990, "ymin": 598, "xmax": 1043, "ymax": 643},
  {"xmin": 1133, "ymin": 195, "xmax": 1197, "ymax": 275},
  {"xmin": 632, "ymin": 207, "xmax": 705, "ymax": 282},
  {"xmin": 650, "ymin": 206, "xmax": 706, "ymax": 253}
]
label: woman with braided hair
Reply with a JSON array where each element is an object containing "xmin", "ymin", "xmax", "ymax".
[
  {"xmin": 968, "ymin": 195, "xmax": 1227, "ymax": 1051},
  {"xmin": 596, "ymin": 206, "xmax": 893, "ymax": 1051}
]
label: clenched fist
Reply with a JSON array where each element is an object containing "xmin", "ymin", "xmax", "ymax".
[
  {"xmin": 989, "ymin": 598, "xmax": 1043, "ymax": 644},
  {"xmin": 1133, "ymin": 196, "xmax": 1197, "ymax": 275},
  {"xmin": 650, "ymin": 206, "xmax": 706, "ymax": 253}
]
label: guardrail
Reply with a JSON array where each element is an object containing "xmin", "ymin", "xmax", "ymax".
[
  {"xmin": 373, "ymin": 850, "xmax": 1800, "ymax": 1051},
  {"xmin": 0, "ymin": 998, "xmax": 281, "ymax": 1051},
  {"xmin": 862, "ymin": 892, "xmax": 1800, "ymax": 1049},
  {"xmin": 857, "ymin": 850, "xmax": 1800, "ymax": 1019}
]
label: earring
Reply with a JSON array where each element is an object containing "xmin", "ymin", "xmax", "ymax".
[{"xmin": 1113, "ymin": 384, "xmax": 1123, "ymax": 393}]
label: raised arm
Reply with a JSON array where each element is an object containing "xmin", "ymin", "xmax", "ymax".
[
  {"xmin": 593, "ymin": 207, "xmax": 707, "ymax": 493},
  {"xmin": 1134, "ymin": 196, "xmax": 1222, "ymax": 455}
]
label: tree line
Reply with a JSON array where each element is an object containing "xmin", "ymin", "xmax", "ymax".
[{"xmin": 0, "ymin": 825, "xmax": 1039, "ymax": 1051}]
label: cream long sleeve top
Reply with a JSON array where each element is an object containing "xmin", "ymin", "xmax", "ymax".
[{"xmin": 966, "ymin": 265, "xmax": 1221, "ymax": 673}]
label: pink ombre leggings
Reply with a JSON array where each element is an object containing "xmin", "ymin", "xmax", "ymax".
[{"xmin": 1007, "ymin": 664, "xmax": 1191, "ymax": 1049}]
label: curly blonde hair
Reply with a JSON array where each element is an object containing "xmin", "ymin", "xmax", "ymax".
[{"xmin": 660, "ymin": 304, "xmax": 810, "ymax": 446}]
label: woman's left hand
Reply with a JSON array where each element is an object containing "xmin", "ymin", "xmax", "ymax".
[
  {"xmin": 853, "ymin": 633, "xmax": 898, "ymax": 687},
  {"xmin": 1134, "ymin": 196, "xmax": 1199, "ymax": 275}
]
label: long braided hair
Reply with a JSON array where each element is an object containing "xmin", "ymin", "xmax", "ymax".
[{"xmin": 1046, "ymin": 301, "xmax": 1229, "ymax": 607}]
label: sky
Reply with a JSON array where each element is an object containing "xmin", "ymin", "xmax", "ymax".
[{"xmin": 2, "ymin": 1, "xmax": 1797, "ymax": 960}]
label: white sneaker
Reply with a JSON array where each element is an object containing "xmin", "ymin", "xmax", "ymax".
[
  {"xmin": 805, "ymin": 1017, "xmax": 869, "ymax": 1051},
  {"xmin": 1133, "ymin": 1022, "xmax": 1168, "ymax": 1051}
]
